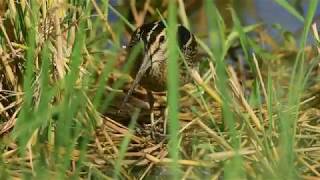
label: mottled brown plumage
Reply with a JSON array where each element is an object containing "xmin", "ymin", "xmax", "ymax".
[{"xmin": 122, "ymin": 21, "xmax": 198, "ymax": 109}]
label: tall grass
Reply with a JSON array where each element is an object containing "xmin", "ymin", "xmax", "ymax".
[
  {"xmin": 205, "ymin": 1, "xmax": 247, "ymax": 178},
  {"xmin": 278, "ymin": 1, "xmax": 318, "ymax": 178}
]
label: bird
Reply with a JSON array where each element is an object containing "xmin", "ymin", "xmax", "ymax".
[{"xmin": 121, "ymin": 20, "xmax": 199, "ymax": 111}]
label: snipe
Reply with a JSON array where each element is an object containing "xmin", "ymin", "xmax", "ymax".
[{"xmin": 122, "ymin": 20, "xmax": 199, "ymax": 110}]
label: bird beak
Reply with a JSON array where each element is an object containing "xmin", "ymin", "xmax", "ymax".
[{"xmin": 121, "ymin": 51, "xmax": 151, "ymax": 107}]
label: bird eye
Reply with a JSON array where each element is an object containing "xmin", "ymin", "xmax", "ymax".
[{"xmin": 159, "ymin": 35, "xmax": 165, "ymax": 43}]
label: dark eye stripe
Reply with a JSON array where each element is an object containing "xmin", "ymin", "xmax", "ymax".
[
  {"xmin": 146, "ymin": 22, "xmax": 160, "ymax": 42},
  {"xmin": 145, "ymin": 21, "xmax": 165, "ymax": 48},
  {"xmin": 140, "ymin": 22, "xmax": 157, "ymax": 38},
  {"xmin": 159, "ymin": 35, "xmax": 165, "ymax": 43}
]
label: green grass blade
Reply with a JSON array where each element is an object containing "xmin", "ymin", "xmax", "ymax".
[
  {"xmin": 167, "ymin": 0, "xmax": 181, "ymax": 179},
  {"xmin": 273, "ymin": 0, "xmax": 304, "ymax": 22},
  {"xmin": 14, "ymin": 0, "xmax": 39, "ymax": 148},
  {"xmin": 113, "ymin": 109, "xmax": 139, "ymax": 179},
  {"xmin": 109, "ymin": 5, "xmax": 135, "ymax": 31}
]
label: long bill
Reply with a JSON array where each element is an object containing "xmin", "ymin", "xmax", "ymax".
[{"xmin": 121, "ymin": 52, "xmax": 151, "ymax": 108}]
